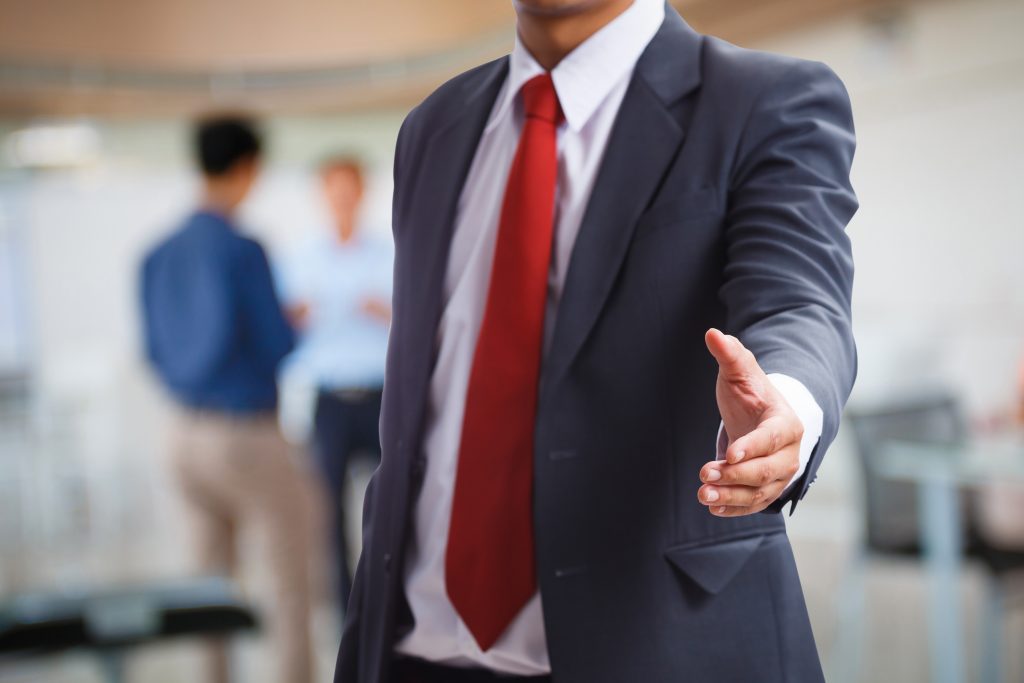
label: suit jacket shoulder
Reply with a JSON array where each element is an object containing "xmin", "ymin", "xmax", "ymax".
[
  {"xmin": 390, "ymin": 56, "xmax": 508, "ymax": 239},
  {"xmin": 409, "ymin": 56, "xmax": 507, "ymax": 130},
  {"xmin": 698, "ymin": 34, "xmax": 850, "ymax": 130},
  {"xmin": 395, "ymin": 56, "xmax": 508, "ymax": 170},
  {"xmin": 702, "ymin": 34, "xmax": 842, "ymax": 96}
]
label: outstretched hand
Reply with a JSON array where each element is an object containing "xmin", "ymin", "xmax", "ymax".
[{"xmin": 698, "ymin": 329, "xmax": 803, "ymax": 516}]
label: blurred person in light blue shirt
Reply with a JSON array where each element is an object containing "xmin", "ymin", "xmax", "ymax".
[{"xmin": 277, "ymin": 155, "xmax": 392, "ymax": 618}]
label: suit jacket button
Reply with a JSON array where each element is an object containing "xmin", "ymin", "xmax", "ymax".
[{"xmin": 383, "ymin": 553, "xmax": 393, "ymax": 573}]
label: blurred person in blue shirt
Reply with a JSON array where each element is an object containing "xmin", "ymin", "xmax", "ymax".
[
  {"xmin": 142, "ymin": 125, "xmax": 294, "ymax": 413},
  {"xmin": 141, "ymin": 116, "xmax": 316, "ymax": 683},
  {"xmin": 277, "ymin": 155, "xmax": 393, "ymax": 618}
]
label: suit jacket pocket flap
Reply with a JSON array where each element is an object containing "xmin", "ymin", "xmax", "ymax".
[{"xmin": 664, "ymin": 534, "xmax": 765, "ymax": 594}]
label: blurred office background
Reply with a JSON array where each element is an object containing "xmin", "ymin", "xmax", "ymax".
[{"xmin": 1, "ymin": 0, "xmax": 1023, "ymax": 681}]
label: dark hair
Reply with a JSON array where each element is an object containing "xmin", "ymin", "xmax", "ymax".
[
  {"xmin": 318, "ymin": 154, "xmax": 365, "ymax": 185},
  {"xmin": 194, "ymin": 115, "xmax": 262, "ymax": 176}
]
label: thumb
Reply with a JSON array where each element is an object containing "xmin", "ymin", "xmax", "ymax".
[{"xmin": 705, "ymin": 328, "xmax": 757, "ymax": 378}]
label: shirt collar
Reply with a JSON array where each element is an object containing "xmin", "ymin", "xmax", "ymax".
[
  {"xmin": 487, "ymin": 0, "xmax": 665, "ymax": 134},
  {"xmin": 194, "ymin": 208, "xmax": 235, "ymax": 230}
]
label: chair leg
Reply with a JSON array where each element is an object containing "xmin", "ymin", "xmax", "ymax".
[
  {"xmin": 831, "ymin": 546, "xmax": 867, "ymax": 683},
  {"xmin": 979, "ymin": 572, "xmax": 1005, "ymax": 683},
  {"xmin": 97, "ymin": 649, "xmax": 126, "ymax": 683},
  {"xmin": 919, "ymin": 478, "xmax": 967, "ymax": 683}
]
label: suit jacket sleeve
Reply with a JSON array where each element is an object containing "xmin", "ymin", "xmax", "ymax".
[
  {"xmin": 334, "ymin": 473, "xmax": 378, "ymax": 682},
  {"xmin": 721, "ymin": 59, "xmax": 858, "ymax": 512},
  {"xmin": 333, "ymin": 107, "xmax": 418, "ymax": 682}
]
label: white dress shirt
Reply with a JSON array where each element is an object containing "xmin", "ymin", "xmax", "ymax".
[{"xmin": 395, "ymin": 0, "xmax": 823, "ymax": 674}]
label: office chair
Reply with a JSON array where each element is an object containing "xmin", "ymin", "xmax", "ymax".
[
  {"xmin": 0, "ymin": 576, "xmax": 258, "ymax": 683},
  {"xmin": 833, "ymin": 394, "xmax": 1024, "ymax": 683}
]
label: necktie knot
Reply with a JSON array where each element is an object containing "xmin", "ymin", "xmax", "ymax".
[{"xmin": 521, "ymin": 73, "xmax": 563, "ymax": 125}]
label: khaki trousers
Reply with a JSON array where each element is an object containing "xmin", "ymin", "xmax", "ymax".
[{"xmin": 170, "ymin": 410, "xmax": 316, "ymax": 683}]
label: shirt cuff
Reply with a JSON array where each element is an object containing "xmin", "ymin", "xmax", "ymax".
[{"xmin": 715, "ymin": 373, "xmax": 824, "ymax": 491}]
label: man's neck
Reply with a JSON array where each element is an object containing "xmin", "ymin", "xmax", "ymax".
[
  {"xmin": 515, "ymin": 0, "xmax": 635, "ymax": 70},
  {"xmin": 201, "ymin": 183, "xmax": 239, "ymax": 220}
]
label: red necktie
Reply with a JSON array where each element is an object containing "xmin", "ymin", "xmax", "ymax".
[{"xmin": 445, "ymin": 73, "xmax": 563, "ymax": 651}]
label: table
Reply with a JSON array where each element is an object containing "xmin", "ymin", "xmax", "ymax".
[{"xmin": 877, "ymin": 435, "xmax": 1024, "ymax": 683}]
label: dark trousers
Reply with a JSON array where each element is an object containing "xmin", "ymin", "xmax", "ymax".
[
  {"xmin": 312, "ymin": 387, "xmax": 383, "ymax": 616},
  {"xmin": 392, "ymin": 657, "xmax": 553, "ymax": 683}
]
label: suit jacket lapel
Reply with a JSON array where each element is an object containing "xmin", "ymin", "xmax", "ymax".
[
  {"xmin": 541, "ymin": 8, "xmax": 703, "ymax": 397},
  {"xmin": 398, "ymin": 58, "xmax": 509, "ymax": 447}
]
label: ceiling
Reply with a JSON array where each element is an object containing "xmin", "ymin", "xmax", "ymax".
[
  {"xmin": 0, "ymin": 0, "xmax": 898, "ymax": 116},
  {"xmin": 0, "ymin": 0, "xmax": 515, "ymax": 69}
]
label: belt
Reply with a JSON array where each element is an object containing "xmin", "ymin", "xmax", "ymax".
[
  {"xmin": 392, "ymin": 656, "xmax": 552, "ymax": 683},
  {"xmin": 323, "ymin": 387, "xmax": 382, "ymax": 402},
  {"xmin": 180, "ymin": 407, "xmax": 276, "ymax": 424}
]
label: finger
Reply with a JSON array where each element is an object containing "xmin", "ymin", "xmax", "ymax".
[
  {"xmin": 704, "ymin": 480, "xmax": 788, "ymax": 515},
  {"xmin": 704, "ymin": 328, "xmax": 741, "ymax": 368},
  {"xmin": 712, "ymin": 450, "xmax": 799, "ymax": 488},
  {"xmin": 725, "ymin": 415, "xmax": 801, "ymax": 463},
  {"xmin": 699, "ymin": 460, "xmax": 724, "ymax": 483},
  {"xmin": 699, "ymin": 482, "xmax": 774, "ymax": 507},
  {"xmin": 704, "ymin": 328, "xmax": 757, "ymax": 379},
  {"xmin": 710, "ymin": 504, "xmax": 768, "ymax": 517}
]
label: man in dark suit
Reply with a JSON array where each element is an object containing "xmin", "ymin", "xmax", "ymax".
[{"xmin": 336, "ymin": 0, "xmax": 857, "ymax": 681}]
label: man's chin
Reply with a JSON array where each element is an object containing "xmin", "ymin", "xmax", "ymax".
[{"xmin": 512, "ymin": 0, "xmax": 610, "ymax": 18}]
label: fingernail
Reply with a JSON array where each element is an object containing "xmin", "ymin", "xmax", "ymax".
[
  {"xmin": 713, "ymin": 506, "xmax": 727, "ymax": 514},
  {"xmin": 704, "ymin": 488, "xmax": 719, "ymax": 502},
  {"xmin": 731, "ymin": 450, "xmax": 745, "ymax": 463},
  {"xmin": 705, "ymin": 468, "xmax": 721, "ymax": 482}
]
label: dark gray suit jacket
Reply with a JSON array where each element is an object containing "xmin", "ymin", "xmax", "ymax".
[{"xmin": 336, "ymin": 7, "xmax": 857, "ymax": 682}]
